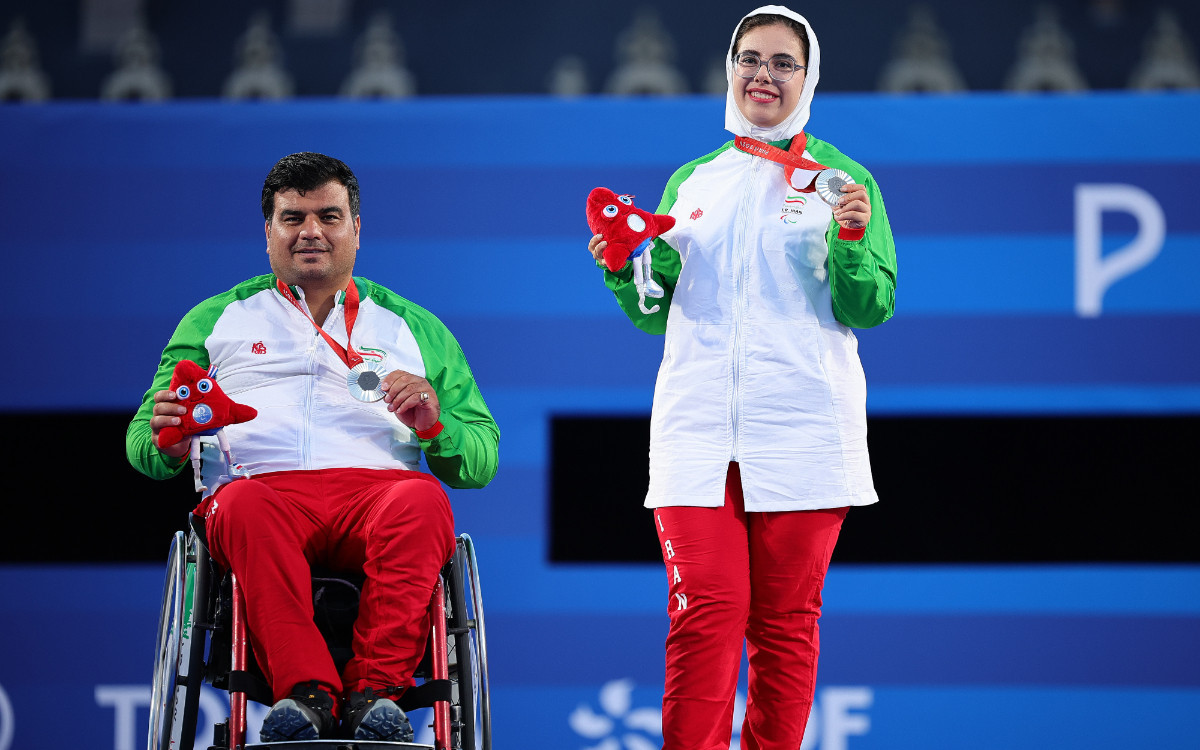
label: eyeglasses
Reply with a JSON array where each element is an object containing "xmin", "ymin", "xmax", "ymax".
[{"xmin": 733, "ymin": 52, "xmax": 806, "ymax": 82}]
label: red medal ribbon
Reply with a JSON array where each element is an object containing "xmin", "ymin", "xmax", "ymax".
[
  {"xmin": 276, "ymin": 278, "xmax": 365, "ymax": 369},
  {"xmin": 734, "ymin": 132, "xmax": 829, "ymax": 191}
]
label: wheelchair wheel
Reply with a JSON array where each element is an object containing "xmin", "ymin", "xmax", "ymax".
[
  {"xmin": 447, "ymin": 534, "xmax": 491, "ymax": 750},
  {"xmin": 148, "ymin": 531, "xmax": 209, "ymax": 750}
]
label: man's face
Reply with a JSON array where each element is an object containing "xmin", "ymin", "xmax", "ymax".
[{"xmin": 265, "ymin": 181, "xmax": 360, "ymax": 289}]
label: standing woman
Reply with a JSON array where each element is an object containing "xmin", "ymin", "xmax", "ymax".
[{"xmin": 587, "ymin": 5, "xmax": 896, "ymax": 749}]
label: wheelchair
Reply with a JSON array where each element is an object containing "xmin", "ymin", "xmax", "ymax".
[{"xmin": 148, "ymin": 514, "xmax": 491, "ymax": 750}]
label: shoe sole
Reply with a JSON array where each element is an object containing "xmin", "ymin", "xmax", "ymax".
[
  {"xmin": 353, "ymin": 702, "xmax": 414, "ymax": 741},
  {"xmin": 260, "ymin": 700, "xmax": 322, "ymax": 741}
]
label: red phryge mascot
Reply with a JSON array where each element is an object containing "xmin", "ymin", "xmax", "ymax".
[
  {"xmin": 586, "ymin": 187, "xmax": 676, "ymax": 314},
  {"xmin": 157, "ymin": 359, "xmax": 257, "ymax": 491}
]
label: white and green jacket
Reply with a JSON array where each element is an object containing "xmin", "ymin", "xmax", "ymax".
[
  {"xmin": 128, "ymin": 274, "xmax": 499, "ymax": 495},
  {"xmin": 604, "ymin": 132, "xmax": 896, "ymax": 511}
]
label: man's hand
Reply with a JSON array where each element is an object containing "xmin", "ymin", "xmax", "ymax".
[
  {"xmin": 834, "ymin": 183, "xmax": 871, "ymax": 231},
  {"xmin": 382, "ymin": 370, "xmax": 440, "ymax": 433},
  {"xmin": 150, "ymin": 389, "xmax": 190, "ymax": 458}
]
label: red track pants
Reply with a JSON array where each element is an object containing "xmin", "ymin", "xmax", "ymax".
[
  {"xmin": 653, "ymin": 462, "xmax": 848, "ymax": 750},
  {"xmin": 202, "ymin": 468, "xmax": 455, "ymax": 708}
]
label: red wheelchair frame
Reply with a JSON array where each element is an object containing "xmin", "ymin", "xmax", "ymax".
[{"xmin": 149, "ymin": 517, "xmax": 491, "ymax": 750}]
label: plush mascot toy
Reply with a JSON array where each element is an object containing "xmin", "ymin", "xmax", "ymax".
[
  {"xmin": 586, "ymin": 187, "xmax": 676, "ymax": 314},
  {"xmin": 156, "ymin": 359, "xmax": 257, "ymax": 492}
]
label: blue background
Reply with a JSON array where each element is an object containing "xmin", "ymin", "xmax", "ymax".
[
  {"xmin": 4, "ymin": 93, "xmax": 1199, "ymax": 415},
  {"xmin": 0, "ymin": 93, "xmax": 1198, "ymax": 749}
]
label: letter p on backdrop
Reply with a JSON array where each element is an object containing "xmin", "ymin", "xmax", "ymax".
[{"xmin": 1075, "ymin": 183, "xmax": 1166, "ymax": 318}]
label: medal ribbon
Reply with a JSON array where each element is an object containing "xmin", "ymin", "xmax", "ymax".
[
  {"xmin": 734, "ymin": 132, "xmax": 829, "ymax": 191},
  {"xmin": 276, "ymin": 278, "xmax": 365, "ymax": 369}
]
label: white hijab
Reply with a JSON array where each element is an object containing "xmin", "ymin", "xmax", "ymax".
[{"xmin": 723, "ymin": 5, "xmax": 821, "ymax": 141}]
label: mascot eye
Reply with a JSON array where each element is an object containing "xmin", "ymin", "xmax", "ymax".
[
  {"xmin": 603, "ymin": 205, "xmax": 619, "ymax": 218},
  {"xmin": 176, "ymin": 385, "xmax": 191, "ymax": 399},
  {"xmin": 197, "ymin": 378, "xmax": 213, "ymax": 393},
  {"xmin": 618, "ymin": 195, "xmax": 633, "ymax": 205}
]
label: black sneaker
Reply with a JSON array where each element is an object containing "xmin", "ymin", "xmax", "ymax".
[
  {"xmin": 259, "ymin": 681, "xmax": 337, "ymax": 741},
  {"xmin": 344, "ymin": 688, "xmax": 414, "ymax": 741}
]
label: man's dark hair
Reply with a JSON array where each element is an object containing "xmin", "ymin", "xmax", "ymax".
[{"xmin": 261, "ymin": 152, "xmax": 361, "ymax": 220}]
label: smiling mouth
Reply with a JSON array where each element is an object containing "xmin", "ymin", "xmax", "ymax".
[{"xmin": 748, "ymin": 89, "xmax": 778, "ymax": 102}]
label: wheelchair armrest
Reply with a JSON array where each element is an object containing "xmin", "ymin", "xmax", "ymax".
[{"xmin": 188, "ymin": 512, "xmax": 211, "ymax": 556}]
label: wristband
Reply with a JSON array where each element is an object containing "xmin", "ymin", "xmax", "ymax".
[
  {"xmin": 415, "ymin": 421, "xmax": 445, "ymax": 440},
  {"xmin": 837, "ymin": 225, "xmax": 866, "ymax": 241}
]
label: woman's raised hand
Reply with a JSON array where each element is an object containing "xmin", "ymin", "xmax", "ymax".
[
  {"xmin": 833, "ymin": 184, "xmax": 871, "ymax": 230},
  {"xmin": 588, "ymin": 233, "xmax": 608, "ymax": 262}
]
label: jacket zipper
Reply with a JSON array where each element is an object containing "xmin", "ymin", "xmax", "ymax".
[
  {"xmin": 298, "ymin": 288, "xmax": 318, "ymax": 470},
  {"xmin": 730, "ymin": 156, "xmax": 760, "ymax": 462},
  {"xmin": 297, "ymin": 288, "xmax": 346, "ymax": 469}
]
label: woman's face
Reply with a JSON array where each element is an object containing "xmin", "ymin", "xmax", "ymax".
[{"xmin": 732, "ymin": 23, "xmax": 807, "ymax": 129}]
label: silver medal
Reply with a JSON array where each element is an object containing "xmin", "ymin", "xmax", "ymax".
[
  {"xmin": 815, "ymin": 168, "xmax": 855, "ymax": 207},
  {"xmin": 347, "ymin": 360, "xmax": 389, "ymax": 402}
]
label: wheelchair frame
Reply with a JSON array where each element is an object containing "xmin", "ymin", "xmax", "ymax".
[{"xmin": 149, "ymin": 518, "xmax": 491, "ymax": 750}]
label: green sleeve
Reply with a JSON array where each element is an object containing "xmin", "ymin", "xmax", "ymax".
[
  {"xmin": 601, "ymin": 235, "xmax": 679, "ymax": 335},
  {"xmin": 368, "ymin": 280, "xmax": 500, "ymax": 489},
  {"xmin": 415, "ymin": 332, "xmax": 499, "ymax": 490},
  {"xmin": 808, "ymin": 135, "xmax": 898, "ymax": 329},
  {"xmin": 126, "ymin": 304, "xmax": 218, "ymax": 480}
]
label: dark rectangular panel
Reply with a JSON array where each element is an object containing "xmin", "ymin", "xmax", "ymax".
[{"xmin": 549, "ymin": 414, "xmax": 1200, "ymax": 563}]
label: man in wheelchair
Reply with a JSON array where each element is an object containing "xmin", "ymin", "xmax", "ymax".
[{"xmin": 127, "ymin": 152, "xmax": 500, "ymax": 742}]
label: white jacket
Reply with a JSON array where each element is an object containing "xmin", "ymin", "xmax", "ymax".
[
  {"xmin": 601, "ymin": 7, "xmax": 896, "ymax": 511},
  {"xmin": 128, "ymin": 274, "xmax": 500, "ymax": 496}
]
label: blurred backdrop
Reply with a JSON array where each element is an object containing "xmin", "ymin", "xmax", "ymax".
[
  {"xmin": 1, "ymin": 1, "xmax": 1198, "ymax": 749},
  {"xmin": 2, "ymin": 0, "xmax": 1200, "ymax": 100}
]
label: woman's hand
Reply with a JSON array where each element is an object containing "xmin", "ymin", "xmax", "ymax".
[
  {"xmin": 588, "ymin": 233, "xmax": 607, "ymax": 262},
  {"xmin": 834, "ymin": 184, "xmax": 870, "ymax": 230}
]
